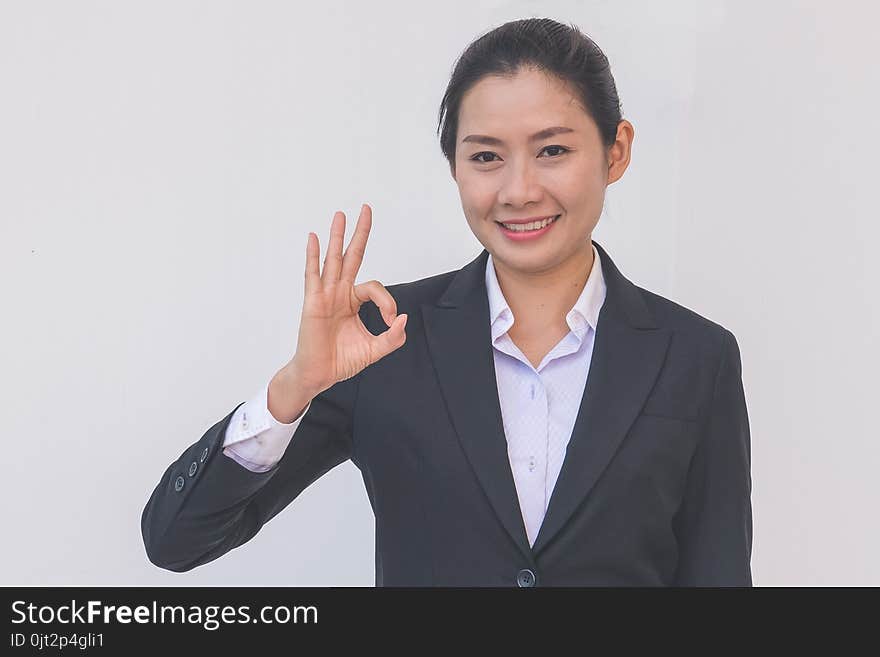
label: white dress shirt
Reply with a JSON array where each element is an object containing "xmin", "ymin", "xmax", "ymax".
[
  {"xmin": 222, "ymin": 381, "xmax": 309, "ymax": 473},
  {"xmin": 223, "ymin": 244, "xmax": 607, "ymax": 547}
]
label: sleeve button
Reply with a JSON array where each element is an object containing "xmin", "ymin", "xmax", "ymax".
[
  {"xmin": 173, "ymin": 475, "xmax": 185, "ymax": 492},
  {"xmin": 188, "ymin": 461, "xmax": 198, "ymax": 477},
  {"xmin": 200, "ymin": 447, "xmax": 209, "ymax": 463}
]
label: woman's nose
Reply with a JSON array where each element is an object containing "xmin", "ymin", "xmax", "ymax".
[{"xmin": 497, "ymin": 159, "xmax": 543, "ymax": 206}]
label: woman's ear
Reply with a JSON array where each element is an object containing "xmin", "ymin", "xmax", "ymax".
[{"xmin": 607, "ymin": 120, "xmax": 634, "ymax": 185}]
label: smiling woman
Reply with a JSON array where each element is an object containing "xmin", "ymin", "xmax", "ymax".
[
  {"xmin": 142, "ymin": 17, "xmax": 752, "ymax": 587},
  {"xmin": 437, "ymin": 21, "xmax": 634, "ymax": 340}
]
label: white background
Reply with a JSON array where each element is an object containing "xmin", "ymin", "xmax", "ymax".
[{"xmin": 1, "ymin": 0, "xmax": 878, "ymax": 585}]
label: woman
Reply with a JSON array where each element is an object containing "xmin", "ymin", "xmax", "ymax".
[{"xmin": 142, "ymin": 18, "xmax": 752, "ymax": 586}]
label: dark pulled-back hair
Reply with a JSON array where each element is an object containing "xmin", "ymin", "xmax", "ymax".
[{"xmin": 437, "ymin": 18, "xmax": 624, "ymax": 175}]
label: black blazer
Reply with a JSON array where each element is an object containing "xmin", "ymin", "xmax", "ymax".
[{"xmin": 142, "ymin": 240, "xmax": 753, "ymax": 586}]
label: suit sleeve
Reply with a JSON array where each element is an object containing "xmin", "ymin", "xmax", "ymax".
[
  {"xmin": 140, "ymin": 369, "xmax": 361, "ymax": 573},
  {"xmin": 672, "ymin": 329, "xmax": 753, "ymax": 586}
]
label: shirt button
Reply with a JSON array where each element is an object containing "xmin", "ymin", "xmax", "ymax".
[{"xmin": 242, "ymin": 411, "xmax": 249, "ymax": 430}]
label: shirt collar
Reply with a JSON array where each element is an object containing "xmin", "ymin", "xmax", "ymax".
[{"xmin": 485, "ymin": 243, "xmax": 606, "ymax": 341}]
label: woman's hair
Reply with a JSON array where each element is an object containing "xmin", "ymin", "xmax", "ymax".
[{"xmin": 438, "ymin": 18, "xmax": 623, "ymax": 175}]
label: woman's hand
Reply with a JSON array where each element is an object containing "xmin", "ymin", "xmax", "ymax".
[{"xmin": 272, "ymin": 204, "xmax": 408, "ymax": 417}]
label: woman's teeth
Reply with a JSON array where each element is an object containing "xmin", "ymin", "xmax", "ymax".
[{"xmin": 501, "ymin": 215, "xmax": 559, "ymax": 231}]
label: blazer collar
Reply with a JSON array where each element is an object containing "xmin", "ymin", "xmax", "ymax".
[
  {"xmin": 421, "ymin": 240, "xmax": 671, "ymax": 562},
  {"xmin": 437, "ymin": 240, "xmax": 657, "ymax": 329}
]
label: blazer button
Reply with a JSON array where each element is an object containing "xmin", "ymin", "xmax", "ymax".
[
  {"xmin": 200, "ymin": 447, "xmax": 209, "ymax": 463},
  {"xmin": 173, "ymin": 475, "xmax": 185, "ymax": 492},
  {"xmin": 188, "ymin": 461, "xmax": 198, "ymax": 477},
  {"xmin": 516, "ymin": 568, "xmax": 536, "ymax": 587}
]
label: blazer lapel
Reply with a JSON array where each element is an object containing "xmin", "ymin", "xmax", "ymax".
[
  {"xmin": 422, "ymin": 249, "xmax": 534, "ymax": 563},
  {"xmin": 422, "ymin": 240, "xmax": 671, "ymax": 563},
  {"xmin": 531, "ymin": 240, "xmax": 671, "ymax": 555}
]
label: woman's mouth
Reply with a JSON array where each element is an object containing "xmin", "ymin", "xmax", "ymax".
[{"xmin": 496, "ymin": 214, "xmax": 560, "ymax": 241}]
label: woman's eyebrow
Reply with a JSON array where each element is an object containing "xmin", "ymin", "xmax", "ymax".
[{"xmin": 461, "ymin": 126, "xmax": 574, "ymax": 146}]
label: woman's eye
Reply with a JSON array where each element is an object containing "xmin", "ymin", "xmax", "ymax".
[
  {"xmin": 469, "ymin": 145, "xmax": 570, "ymax": 164},
  {"xmin": 471, "ymin": 152, "xmax": 498, "ymax": 163},
  {"xmin": 541, "ymin": 145, "xmax": 570, "ymax": 157}
]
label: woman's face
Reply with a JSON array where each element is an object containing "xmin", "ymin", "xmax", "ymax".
[{"xmin": 452, "ymin": 66, "xmax": 631, "ymax": 275}]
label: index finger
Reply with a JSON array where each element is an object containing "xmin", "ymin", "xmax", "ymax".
[{"xmin": 340, "ymin": 203, "xmax": 372, "ymax": 283}]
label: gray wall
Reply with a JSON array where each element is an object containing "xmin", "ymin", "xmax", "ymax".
[{"xmin": 2, "ymin": 0, "xmax": 877, "ymax": 585}]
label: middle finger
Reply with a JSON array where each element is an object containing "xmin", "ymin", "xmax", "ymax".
[{"xmin": 341, "ymin": 204, "xmax": 372, "ymax": 283}]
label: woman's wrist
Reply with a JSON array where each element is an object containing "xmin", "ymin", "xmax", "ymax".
[{"xmin": 268, "ymin": 362, "xmax": 321, "ymax": 424}]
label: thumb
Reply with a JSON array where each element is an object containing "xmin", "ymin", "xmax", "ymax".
[
  {"xmin": 370, "ymin": 313, "xmax": 408, "ymax": 361},
  {"xmin": 390, "ymin": 313, "xmax": 408, "ymax": 342}
]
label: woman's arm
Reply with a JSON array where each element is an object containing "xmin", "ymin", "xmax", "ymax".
[
  {"xmin": 140, "ymin": 370, "xmax": 359, "ymax": 573},
  {"xmin": 672, "ymin": 329, "xmax": 753, "ymax": 586}
]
